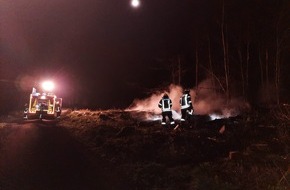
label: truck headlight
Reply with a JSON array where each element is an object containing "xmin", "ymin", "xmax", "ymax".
[{"xmin": 42, "ymin": 81, "xmax": 55, "ymax": 92}]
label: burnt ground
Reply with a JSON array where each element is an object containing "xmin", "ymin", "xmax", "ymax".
[{"xmin": 0, "ymin": 108, "xmax": 289, "ymax": 190}]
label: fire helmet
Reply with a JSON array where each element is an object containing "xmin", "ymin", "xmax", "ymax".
[{"xmin": 163, "ymin": 93, "xmax": 169, "ymax": 98}]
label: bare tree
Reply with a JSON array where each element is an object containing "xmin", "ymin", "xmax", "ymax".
[
  {"xmin": 238, "ymin": 49, "xmax": 246, "ymax": 101},
  {"xmin": 195, "ymin": 43, "xmax": 199, "ymax": 89},
  {"xmin": 170, "ymin": 55, "xmax": 183, "ymax": 86},
  {"xmin": 274, "ymin": 1, "xmax": 290, "ymax": 105},
  {"xmin": 265, "ymin": 49, "xmax": 270, "ymax": 102},
  {"xmin": 207, "ymin": 36, "xmax": 216, "ymax": 95},
  {"xmin": 221, "ymin": 0, "xmax": 230, "ymax": 103},
  {"xmin": 237, "ymin": 36, "xmax": 249, "ymax": 103}
]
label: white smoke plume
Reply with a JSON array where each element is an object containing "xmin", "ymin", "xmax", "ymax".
[
  {"xmin": 193, "ymin": 79, "xmax": 250, "ymax": 116},
  {"xmin": 127, "ymin": 78, "xmax": 250, "ymax": 121},
  {"xmin": 127, "ymin": 84, "xmax": 183, "ymax": 114}
]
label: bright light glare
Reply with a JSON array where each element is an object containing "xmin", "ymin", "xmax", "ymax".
[
  {"xmin": 148, "ymin": 114, "xmax": 162, "ymax": 121},
  {"xmin": 42, "ymin": 81, "xmax": 55, "ymax": 91},
  {"xmin": 131, "ymin": 0, "xmax": 140, "ymax": 8},
  {"xmin": 209, "ymin": 114, "xmax": 223, "ymax": 120}
]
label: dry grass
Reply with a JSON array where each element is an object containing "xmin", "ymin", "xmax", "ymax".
[
  {"xmin": 57, "ymin": 108, "xmax": 290, "ymax": 189},
  {"xmin": 0, "ymin": 108, "xmax": 287, "ymax": 189}
]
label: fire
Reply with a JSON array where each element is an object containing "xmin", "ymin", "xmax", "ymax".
[
  {"xmin": 127, "ymin": 84, "xmax": 183, "ymax": 121},
  {"xmin": 209, "ymin": 114, "xmax": 223, "ymax": 120},
  {"xmin": 127, "ymin": 79, "xmax": 250, "ymax": 122}
]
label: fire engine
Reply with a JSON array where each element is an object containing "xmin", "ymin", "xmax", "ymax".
[{"xmin": 24, "ymin": 81, "xmax": 62, "ymax": 119}]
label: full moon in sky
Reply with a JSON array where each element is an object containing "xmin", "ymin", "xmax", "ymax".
[{"xmin": 131, "ymin": 0, "xmax": 140, "ymax": 8}]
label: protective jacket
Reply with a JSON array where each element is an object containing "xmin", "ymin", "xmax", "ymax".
[
  {"xmin": 158, "ymin": 94, "xmax": 175, "ymax": 125},
  {"xmin": 180, "ymin": 93, "xmax": 192, "ymax": 109},
  {"xmin": 158, "ymin": 96, "xmax": 172, "ymax": 112}
]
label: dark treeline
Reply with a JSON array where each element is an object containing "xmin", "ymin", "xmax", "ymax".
[
  {"xmin": 0, "ymin": 0, "xmax": 289, "ymax": 114},
  {"xmin": 168, "ymin": 0, "xmax": 290, "ymax": 106}
]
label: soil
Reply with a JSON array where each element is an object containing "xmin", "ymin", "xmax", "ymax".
[
  {"xmin": 0, "ymin": 119, "xmax": 125, "ymax": 190},
  {"xmin": 0, "ymin": 109, "xmax": 289, "ymax": 190}
]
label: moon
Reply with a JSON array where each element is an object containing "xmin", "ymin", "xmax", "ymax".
[{"xmin": 131, "ymin": 0, "xmax": 140, "ymax": 8}]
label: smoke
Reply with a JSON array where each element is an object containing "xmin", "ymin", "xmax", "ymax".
[
  {"xmin": 194, "ymin": 79, "xmax": 250, "ymax": 116},
  {"xmin": 127, "ymin": 84, "xmax": 183, "ymax": 114},
  {"xmin": 127, "ymin": 78, "xmax": 250, "ymax": 120},
  {"xmin": 15, "ymin": 75, "xmax": 35, "ymax": 92}
]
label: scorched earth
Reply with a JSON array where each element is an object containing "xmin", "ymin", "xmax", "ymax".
[{"xmin": 0, "ymin": 108, "xmax": 289, "ymax": 190}]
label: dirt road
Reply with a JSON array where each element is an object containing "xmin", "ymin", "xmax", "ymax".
[{"xmin": 0, "ymin": 120, "xmax": 118, "ymax": 190}]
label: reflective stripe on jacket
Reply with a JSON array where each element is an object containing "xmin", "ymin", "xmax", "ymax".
[
  {"xmin": 159, "ymin": 98, "xmax": 172, "ymax": 112},
  {"xmin": 180, "ymin": 94, "xmax": 192, "ymax": 109}
]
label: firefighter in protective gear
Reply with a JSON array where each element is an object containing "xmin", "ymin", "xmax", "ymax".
[
  {"xmin": 180, "ymin": 89, "xmax": 194, "ymax": 122},
  {"xmin": 158, "ymin": 93, "xmax": 175, "ymax": 125}
]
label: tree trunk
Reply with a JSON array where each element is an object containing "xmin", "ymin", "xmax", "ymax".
[
  {"xmin": 265, "ymin": 49, "xmax": 270, "ymax": 103},
  {"xmin": 246, "ymin": 39, "xmax": 250, "ymax": 102},
  {"xmin": 238, "ymin": 49, "xmax": 246, "ymax": 102},
  {"xmin": 178, "ymin": 56, "xmax": 181, "ymax": 86},
  {"xmin": 259, "ymin": 48, "xmax": 264, "ymax": 89},
  {"xmin": 221, "ymin": 0, "xmax": 229, "ymax": 103},
  {"xmin": 195, "ymin": 47, "xmax": 199, "ymax": 88},
  {"xmin": 208, "ymin": 37, "xmax": 216, "ymax": 95},
  {"xmin": 275, "ymin": 37, "xmax": 280, "ymax": 105}
]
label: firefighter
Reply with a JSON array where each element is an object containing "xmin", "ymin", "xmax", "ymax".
[
  {"xmin": 23, "ymin": 103, "xmax": 28, "ymax": 119},
  {"xmin": 158, "ymin": 93, "xmax": 175, "ymax": 126},
  {"xmin": 180, "ymin": 89, "xmax": 194, "ymax": 123}
]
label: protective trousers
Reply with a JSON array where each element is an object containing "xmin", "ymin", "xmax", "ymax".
[{"xmin": 161, "ymin": 111, "xmax": 174, "ymax": 125}]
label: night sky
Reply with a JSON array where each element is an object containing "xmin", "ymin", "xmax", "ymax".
[{"xmin": 0, "ymin": 0, "xmax": 289, "ymax": 112}]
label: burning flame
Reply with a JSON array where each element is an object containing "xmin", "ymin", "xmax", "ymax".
[
  {"xmin": 127, "ymin": 84, "xmax": 183, "ymax": 121},
  {"xmin": 209, "ymin": 114, "xmax": 223, "ymax": 120},
  {"xmin": 127, "ymin": 79, "xmax": 250, "ymax": 121}
]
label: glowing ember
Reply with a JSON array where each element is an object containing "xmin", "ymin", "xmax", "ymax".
[
  {"xmin": 148, "ymin": 114, "xmax": 162, "ymax": 121},
  {"xmin": 209, "ymin": 114, "xmax": 223, "ymax": 120},
  {"xmin": 127, "ymin": 80, "xmax": 249, "ymax": 122}
]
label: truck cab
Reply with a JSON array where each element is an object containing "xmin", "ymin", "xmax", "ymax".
[{"xmin": 24, "ymin": 82, "xmax": 62, "ymax": 119}]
